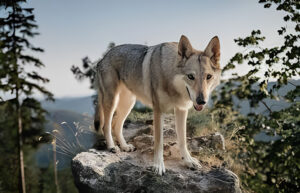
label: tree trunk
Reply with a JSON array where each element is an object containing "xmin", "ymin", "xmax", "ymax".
[
  {"xmin": 11, "ymin": 2, "xmax": 26, "ymax": 192},
  {"xmin": 17, "ymin": 100, "xmax": 26, "ymax": 193}
]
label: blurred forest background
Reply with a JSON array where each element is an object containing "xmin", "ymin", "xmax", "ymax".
[{"xmin": 0, "ymin": 0, "xmax": 299, "ymax": 193}]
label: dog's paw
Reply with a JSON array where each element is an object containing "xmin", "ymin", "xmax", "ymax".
[
  {"xmin": 183, "ymin": 156, "xmax": 202, "ymax": 170},
  {"xmin": 152, "ymin": 160, "xmax": 166, "ymax": 175},
  {"xmin": 108, "ymin": 146, "xmax": 120, "ymax": 153},
  {"xmin": 120, "ymin": 144, "xmax": 136, "ymax": 152}
]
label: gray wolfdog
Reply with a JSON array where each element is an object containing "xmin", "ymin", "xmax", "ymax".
[{"xmin": 94, "ymin": 35, "xmax": 221, "ymax": 175}]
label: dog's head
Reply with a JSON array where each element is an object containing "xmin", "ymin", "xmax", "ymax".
[{"xmin": 176, "ymin": 35, "xmax": 221, "ymax": 111}]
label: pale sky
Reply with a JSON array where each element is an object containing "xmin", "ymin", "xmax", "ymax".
[{"xmin": 25, "ymin": 0, "xmax": 286, "ymax": 98}]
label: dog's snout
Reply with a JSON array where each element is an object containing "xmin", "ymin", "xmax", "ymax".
[{"xmin": 196, "ymin": 95, "xmax": 206, "ymax": 105}]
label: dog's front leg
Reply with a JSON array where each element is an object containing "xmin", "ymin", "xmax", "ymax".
[
  {"xmin": 152, "ymin": 109, "xmax": 165, "ymax": 175},
  {"xmin": 175, "ymin": 107, "xmax": 201, "ymax": 170}
]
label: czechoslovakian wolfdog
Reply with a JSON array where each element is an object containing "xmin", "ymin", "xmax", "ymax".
[{"xmin": 94, "ymin": 35, "xmax": 221, "ymax": 175}]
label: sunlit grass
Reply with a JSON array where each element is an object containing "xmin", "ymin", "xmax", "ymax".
[
  {"xmin": 186, "ymin": 107, "xmax": 245, "ymax": 177},
  {"xmin": 187, "ymin": 108, "xmax": 218, "ymax": 137},
  {"xmin": 127, "ymin": 109, "xmax": 153, "ymax": 123},
  {"xmin": 42, "ymin": 120, "xmax": 97, "ymax": 159}
]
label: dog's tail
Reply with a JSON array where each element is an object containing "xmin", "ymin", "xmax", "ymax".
[{"xmin": 93, "ymin": 71, "xmax": 104, "ymax": 134}]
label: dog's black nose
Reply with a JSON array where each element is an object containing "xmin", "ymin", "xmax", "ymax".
[{"xmin": 196, "ymin": 96, "xmax": 206, "ymax": 105}]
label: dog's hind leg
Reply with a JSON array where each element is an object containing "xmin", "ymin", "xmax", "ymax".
[
  {"xmin": 102, "ymin": 90, "xmax": 120, "ymax": 153},
  {"xmin": 99, "ymin": 68, "xmax": 121, "ymax": 153},
  {"xmin": 112, "ymin": 84, "xmax": 136, "ymax": 152},
  {"xmin": 94, "ymin": 91, "xmax": 104, "ymax": 134}
]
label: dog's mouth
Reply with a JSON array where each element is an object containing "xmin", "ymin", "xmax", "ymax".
[
  {"xmin": 193, "ymin": 104, "xmax": 204, "ymax": 111},
  {"xmin": 186, "ymin": 87, "xmax": 204, "ymax": 111}
]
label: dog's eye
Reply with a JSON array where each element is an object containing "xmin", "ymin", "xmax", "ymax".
[
  {"xmin": 207, "ymin": 74, "xmax": 212, "ymax": 80},
  {"xmin": 187, "ymin": 74, "xmax": 195, "ymax": 80}
]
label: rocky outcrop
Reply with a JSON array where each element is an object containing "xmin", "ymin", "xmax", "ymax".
[
  {"xmin": 72, "ymin": 149, "xmax": 240, "ymax": 193},
  {"xmin": 72, "ymin": 114, "xmax": 241, "ymax": 193}
]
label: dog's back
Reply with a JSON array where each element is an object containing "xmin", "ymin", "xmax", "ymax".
[{"xmin": 98, "ymin": 44, "xmax": 148, "ymax": 76}]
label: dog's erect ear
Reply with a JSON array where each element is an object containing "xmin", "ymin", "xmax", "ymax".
[
  {"xmin": 178, "ymin": 35, "xmax": 193, "ymax": 59},
  {"xmin": 204, "ymin": 36, "xmax": 220, "ymax": 69}
]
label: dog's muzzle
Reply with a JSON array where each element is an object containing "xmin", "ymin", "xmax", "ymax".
[{"xmin": 186, "ymin": 87, "xmax": 204, "ymax": 111}]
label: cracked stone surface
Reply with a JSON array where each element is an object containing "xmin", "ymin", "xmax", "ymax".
[{"xmin": 72, "ymin": 114, "xmax": 241, "ymax": 193}]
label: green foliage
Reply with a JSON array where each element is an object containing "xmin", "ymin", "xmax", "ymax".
[
  {"xmin": 234, "ymin": 103, "xmax": 300, "ymax": 192},
  {"xmin": 0, "ymin": 102, "xmax": 18, "ymax": 192},
  {"xmin": 126, "ymin": 109, "xmax": 153, "ymax": 123},
  {"xmin": 0, "ymin": 99, "xmax": 54, "ymax": 192},
  {"xmin": 0, "ymin": 0, "xmax": 53, "ymax": 192},
  {"xmin": 71, "ymin": 42, "xmax": 115, "ymax": 90},
  {"xmin": 0, "ymin": 0, "xmax": 53, "ymax": 100},
  {"xmin": 212, "ymin": 0, "xmax": 300, "ymax": 192}
]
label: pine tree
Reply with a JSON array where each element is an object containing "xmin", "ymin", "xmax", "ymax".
[{"xmin": 0, "ymin": 1, "xmax": 53, "ymax": 192}]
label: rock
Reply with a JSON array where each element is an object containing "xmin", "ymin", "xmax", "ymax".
[
  {"xmin": 163, "ymin": 128, "xmax": 177, "ymax": 139},
  {"xmin": 145, "ymin": 119, "xmax": 153, "ymax": 125},
  {"xmin": 188, "ymin": 132, "xmax": 226, "ymax": 153},
  {"xmin": 123, "ymin": 122, "xmax": 152, "ymax": 141},
  {"xmin": 72, "ymin": 114, "xmax": 240, "ymax": 193},
  {"xmin": 132, "ymin": 132, "xmax": 225, "ymax": 157},
  {"xmin": 72, "ymin": 149, "xmax": 241, "ymax": 193},
  {"xmin": 133, "ymin": 134, "xmax": 153, "ymax": 153}
]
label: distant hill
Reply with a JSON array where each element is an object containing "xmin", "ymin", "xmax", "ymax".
[
  {"xmin": 42, "ymin": 96, "xmax": 95, "ymax": 116},
  {"xmin": 41, "ymin": 79, "xmax": 299, "ymax": 117},
  {"xmin": 45, "ymin": 109, "xmax": 93, "ymax": 128}
]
